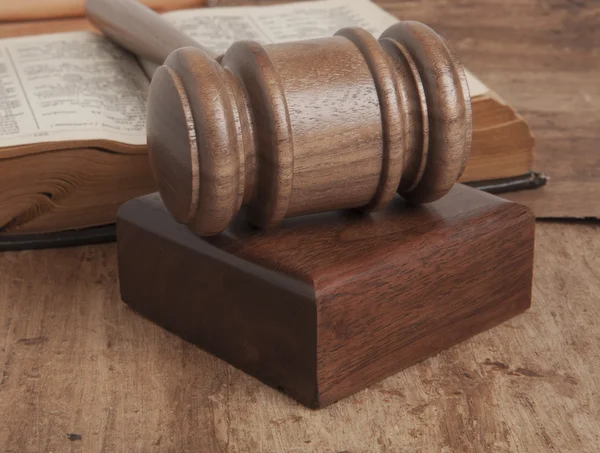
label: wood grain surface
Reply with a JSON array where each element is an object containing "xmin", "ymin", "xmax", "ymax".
[
  {"xmin": 117, "ymin": 186, "xmax": 533, "ymax": 408},
  {"xmin": 0, "ymin": 221, "xmax": 598, "ymax": 451},
  {"xmin": 372, "ymin": 0, "xmax": 600, "ymax": 219},
  {"xmin": 144, "ymin": 20, "xmax": 471, "ymax": 234}
]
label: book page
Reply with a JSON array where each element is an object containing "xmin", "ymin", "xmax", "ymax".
[
  {"xmin": 0, "ymin": 0, "xmax": 488, "ymax": 149},
  {"xmin": 0, "ymin": 31, "xmax": 148, "ymax": 148},
  {"xmin": 163, "ymin": 0, "xmax": 488, "ymax": 97}
]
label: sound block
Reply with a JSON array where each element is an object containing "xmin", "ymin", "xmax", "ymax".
[{"xmin": 117, "ymin": 185, "xmax": 534, "ymax": 408}]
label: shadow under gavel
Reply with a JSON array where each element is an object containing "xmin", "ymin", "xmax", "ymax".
[{"xmin": 86, "ymin": 0, "xmax": 472, "ymax": 236}]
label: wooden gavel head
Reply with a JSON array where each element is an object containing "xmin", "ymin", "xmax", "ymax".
[{"xmin": 147, "ymin": 21, "xmax": 472, "ymax": 236}]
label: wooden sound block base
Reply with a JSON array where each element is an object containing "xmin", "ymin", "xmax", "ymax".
[{"xmin": 117, "ymin": 185, "xmax": 534, "ymax": 408}]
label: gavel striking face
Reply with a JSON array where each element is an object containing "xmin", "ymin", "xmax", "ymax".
[{"xmin": 147, "ymin": 21, "xmax": 472, "ymax": 236}]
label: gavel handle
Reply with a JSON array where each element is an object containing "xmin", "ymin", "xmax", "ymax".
[{"xmin": 85, "ymin": 0, "xmax": 217, "ymax": 64}]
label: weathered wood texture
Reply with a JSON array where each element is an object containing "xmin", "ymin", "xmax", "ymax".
[
  {"xmin": 0, "ymin": 221, "xmax": 598, "ymax": 451},
  {"xmin": 376, "ymin": 0, "xmax": 600, "ymax": 219}
]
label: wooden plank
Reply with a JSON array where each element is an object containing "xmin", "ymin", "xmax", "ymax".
[{"xmin": 0, "ymin": 221, "xmax": 598, "ymax": 451}]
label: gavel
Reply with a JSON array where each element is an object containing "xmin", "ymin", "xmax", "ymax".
[{"xmin": 87, "ymin": 0, "xmax": 472, "ymax": 236}]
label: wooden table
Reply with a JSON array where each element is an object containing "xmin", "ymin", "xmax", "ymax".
[
  {"xmin": 1, "ymin": 223, "xmax": 599, "ymax": 452},
  {"xmin": 1, "ymin": 1, "xmax": 599, "ymax": 451}
]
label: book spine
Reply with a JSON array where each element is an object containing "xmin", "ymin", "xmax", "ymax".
[{"xmin": 466, "ymin": 171, "xmax": 547, "ymax": 194}]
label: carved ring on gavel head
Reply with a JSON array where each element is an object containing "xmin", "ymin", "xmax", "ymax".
[{"xmin": 147, "ymin": 21, "xmax": 472, "ymax": 236}]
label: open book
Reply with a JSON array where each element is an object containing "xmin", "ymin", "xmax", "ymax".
[{"xmin": 0, "ymin": 0, "xmax": 535, "ymax": 235}]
